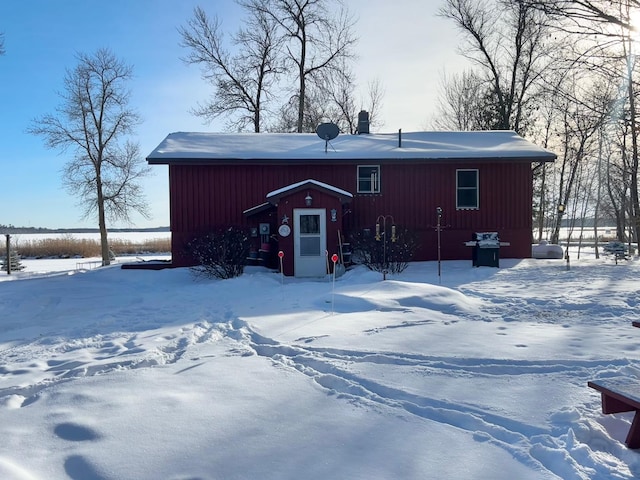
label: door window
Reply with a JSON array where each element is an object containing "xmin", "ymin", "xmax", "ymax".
[{"xmin": 300, "ymin": 214, "xmax": 321, "ymax": 256}]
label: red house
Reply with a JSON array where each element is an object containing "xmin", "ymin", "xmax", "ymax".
[{"xmin": 146, "ymin": 128, "xmax": 555, "ymax": 276}]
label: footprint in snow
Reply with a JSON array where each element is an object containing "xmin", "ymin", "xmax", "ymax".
[
  {"xmin": 54, "ymin": 422, "xmax": 101, "ymax": 442},
  {"xmin": 64, "ymin": 455, "xmax": 108, "ymax": 480}
]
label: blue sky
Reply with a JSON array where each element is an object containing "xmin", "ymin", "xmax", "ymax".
[{"xmin": 0, "ymin": 1, "xmax": 467, "ymax": 229}]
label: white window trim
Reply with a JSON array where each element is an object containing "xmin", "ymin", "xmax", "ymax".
[
  {"xmin": 357, "ymin": 165, "xmax": 381, "ymax": 194},
  {"xmin": 456, "ymin": 169, "xmax": 479, "ymax": 210}
]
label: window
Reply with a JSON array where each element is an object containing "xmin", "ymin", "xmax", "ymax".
[
  {"xmin": 457, "ymin": 169, "xmax": 479, "ymax": 209},
  {"xmin": 299, "ymin": 214, "xmax": 321, "ymax": 256},
  {"xmin": 357, "ymin": 165, "xmax": 380, "ymax": 193}
]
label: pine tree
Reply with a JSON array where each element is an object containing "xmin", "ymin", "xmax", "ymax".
[{"xmin": 1, "ymin": 249, "xmax": 25, "ymax": 273}]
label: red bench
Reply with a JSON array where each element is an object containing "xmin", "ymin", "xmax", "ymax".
[{"xmin": 588, "ymin": 378, "xmax": 640, "ymax": 448}]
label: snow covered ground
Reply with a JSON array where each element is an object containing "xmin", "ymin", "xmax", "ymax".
[{"xmin": 0, "ymin": 252, "xmax": 639, "ymax": 479}]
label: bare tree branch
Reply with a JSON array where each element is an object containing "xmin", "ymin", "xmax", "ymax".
[
  {"xmin": 179, "ymin": 2, "xmax": 282, "ymax": 132},
  {"xmin": 260, "ymin": 0, "xmax": 357, "ymax": 132},
  {"xmin": 439, "ymin": 0, "xmax": 551, "ymax": 133}
]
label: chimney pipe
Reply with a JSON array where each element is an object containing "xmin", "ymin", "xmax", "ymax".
[{"xmin": 357, "ymin": 110, "xmax": 370, "ymax": 134}]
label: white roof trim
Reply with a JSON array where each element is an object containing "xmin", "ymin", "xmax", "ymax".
[
  {"xmin": 267, "ymin": 179, "xmax": 353, "ymax": 199},
  {"xmin": 242, "ymin": 202, "xmax": 274, "ymax": 216}
]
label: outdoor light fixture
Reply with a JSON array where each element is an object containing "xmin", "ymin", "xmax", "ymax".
[
  {"xmin": 305, "ymin": 193, "xmax": 313, "ymax": 207},
  {"xmin": 391, "ymin": 225, "xmax": 397, "ymax": 242},
  {"xmin": 558, "ymin": 204, "xmax": 565, "ymax": 213}
]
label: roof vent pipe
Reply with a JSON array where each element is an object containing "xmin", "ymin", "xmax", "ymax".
[
  {"xmin": 357, "ymin": 110, "xmax": 370, "ymax": 134},
  {"xmin": 398, "ymin": 129, "xmax": 402, "ymax": 148}
]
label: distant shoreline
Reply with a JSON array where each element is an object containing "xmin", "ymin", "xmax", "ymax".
[{"xmin": 0, "ymin": 226, "xmax": 170, "ymax": 234}]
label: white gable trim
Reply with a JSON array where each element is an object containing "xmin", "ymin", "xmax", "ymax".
[{"xmin": 267, "ymin": 179, "xmax": 353, "ymax": 200}]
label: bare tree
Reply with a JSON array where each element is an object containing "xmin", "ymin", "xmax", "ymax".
[
  {"xmin": 179, "ymin": 3, "xmax": 282, "ymax": 132},
  {"xmin": 272, "ymin": 59, "xmax": 384, "ymax": 134},
  {"xmin": 439, "ymin": 0, "xmax": 550, "ymax": 134},
  {"xmin": 269, "ymin": 77, "xmax": 384, "ymax": 134},
  {"xmin": 361, "ymin": 79, "xmax": 385, "ymax": 131},
  {"xmin": 531, "ymin": 110, "xmax": 554, "ymax": 243},
  {"xmin": 29, "ymin": 48, "xmax": 149, "ymax": 266},
  {"xmin": 549, "ymin": 75, "xmax": 613, "ymax": 244},
  {"xmin": 525, "ymin": 0, "xmax": 640, "ymax": 244},
  {"xmin": 270, "ymin": 85, "xmax": 331, "ymax": 132},
  {"xmin": 432, "ymin": 70, "xmax": 498, "ymax": 130},
  {"xmin": 606, "ymin": 125, "xmax": 633, "ymax": 242},
  {"xmin": 307, "ymin": 52, "xmax": 385, "ymax": 133},
  {"xmin": 259, "ymin": 0, "xmax": 357, "ymax": 133}
]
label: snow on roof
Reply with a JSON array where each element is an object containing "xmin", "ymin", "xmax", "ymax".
[
  {"xmin": 146, "ymin": 130, "xmax": 557, "ymax": 164},
  {"xmin": 266, "ymin": 179, "xmax": 353, "ymax": 199}
]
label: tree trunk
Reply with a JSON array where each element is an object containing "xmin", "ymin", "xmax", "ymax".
[
  {"xmin": 625, "ymin": 36, "xmax": 640, "ymax": 250},
  {"xmin": 96, "ymin": 173, "xmax": 110, "ymax": 266},
  {"xmin": 593, "ymin": 130, "xmax": 603, "ymax": 259},
  {"xmin": 536, "ymin": 163, "xmax": 547, "ymax": 243},
  {"xmin": 297, "ymin": 64, "xmax": 306, "ymax": 132}
]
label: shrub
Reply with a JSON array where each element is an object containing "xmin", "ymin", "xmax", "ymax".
[
  {"xmin": 350, "ymin": 226, "xmax": 420, "ymax": 274},
  {"xmin": 187, "ymin": 226, "xmax": 251, "ymax": 279}
]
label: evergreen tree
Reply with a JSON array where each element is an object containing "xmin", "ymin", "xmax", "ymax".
[{"xmin": 1, "ymin": 249, "xmax": 25, "ymax": 273}]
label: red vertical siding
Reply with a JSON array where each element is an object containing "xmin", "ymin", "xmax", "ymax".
[{"xmin": 168, "ymin": 161, "xmax": 535, "ymax": 266}]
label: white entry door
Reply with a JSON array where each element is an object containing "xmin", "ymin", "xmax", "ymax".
[{"xmin": 294, "ymin": 208, "xmax": 327, "ymax": 277}]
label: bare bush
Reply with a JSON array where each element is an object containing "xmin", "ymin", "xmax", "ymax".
[
  {"xmin": 187, "ymin": 227, "xmax": 250, "ymax": 279},
  {"xmin": 350, "ymin": 226, "xmax": 420, "ymax": 274}
]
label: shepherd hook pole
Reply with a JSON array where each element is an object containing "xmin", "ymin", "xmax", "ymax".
[{"xmin": 436, "ymin": 207, "xmax": 443, "ymax": 284}]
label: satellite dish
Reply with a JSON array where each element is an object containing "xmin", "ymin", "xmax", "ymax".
[
  {"xmin": 316, "ymin": 122, "xmax": 340, "ymax": 140},
  {"xmin": 316, "ymin": 122, "xmax": 340, "ymax": 153}
]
